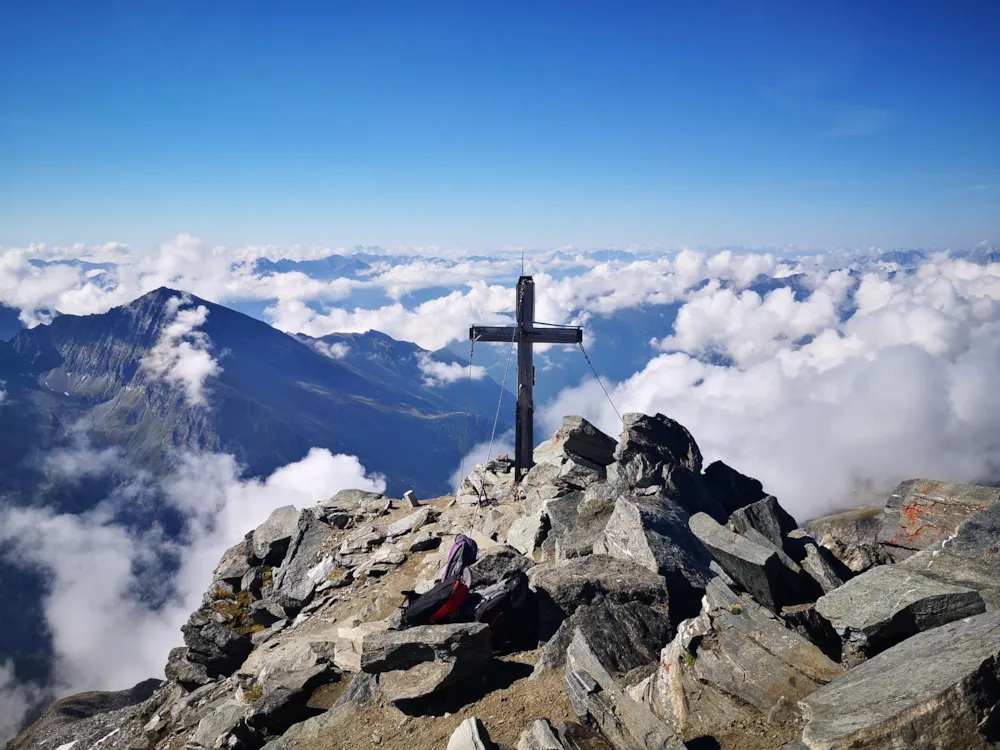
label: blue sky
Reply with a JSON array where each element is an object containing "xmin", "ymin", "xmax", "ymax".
[{"xmin": 1, "ymin": 0, "xmax": 997, "ymax": 250}]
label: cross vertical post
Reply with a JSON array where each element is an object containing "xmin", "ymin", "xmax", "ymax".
[
  {"xmin": 515, "ymin": 276, "xmax": 534, "ymax": 483},
  {"xmin": 469, "ymin": 275, "xmax": 584, "ymax": 484}
]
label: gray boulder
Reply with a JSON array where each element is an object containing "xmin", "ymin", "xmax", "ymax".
[
  {"xmin": 187, "ymin": 700, "xmax": 245, "ymax": 750},
  {"xmin": 876, "ymin": 478, "xmax": 1000, "ymax": 562},
  {"xmin": 902, "ymin": 501, "xmax": 1000, "ymax": 609},
  {"xmin": 270, "ymin": 509, "xmax": 340, "ymax": 610},
  {"xmin": 599, "ymin": 495, "xmax": 713, "ymax": 618},
  {"xmin": 796, "ymin": 537, "xmax": 849, "ymax": 594},
  {"xmin": 323, "ymin": 488, "xmax": 388, "ymax": 511},
  {"xmin": 796, "ymin": 611, "xmax": 1000, "ymax": 749},
  {"xmin": 702, "ymin": 460, "xmax": 767, "ymax": 517},
  {"xmin": 360, "ymin": 622, "xmax": 492, "ymax": 701},
  {"xmin": 506, "ymin": 511, "xmax": 549, "ymax": 557},
  {"xmin": 528, "ymin": 554, "xmax": 668, "ymax": 639},
  {"xmin": 613, "ymin": 412, "xmax": 703, "ymax": 479},
  {"xmin": 690, "ymin": 512, "xmax": 814, "ymax": 612},
  {"xmin": 252, "ymin": 505, "xmax": 302, "ymax": 563},
  {"xmin": 650, "ymin": 578, "xmax": 842, "ymax": 739},
  {"xmin": 518, "ymin": 719, "xmax": 564, "ymax": 750},
  {"xmin": 535, "ymin": 415, "xmax": 617, "ymax": 467},
  {"xmin": 239, "ymin": 638, "xmax": 339, "ymax": 737},
  {"xmin": 165, "ymin": 647, "xmax": 214, "ymax": 690},
  {"xmin": 550, "ymin": 481, "xmax": 621, "ymax": 562},
  {"xmin": 447, "ymin": 717, "xmax": 496, "ymax": 750},
  {"xmin": 805, "ymin": 507, "xmax": 885, "ymax": 573},
  {"xmin": 534, "ymin": 598, "xmax": 672, "ymax": 674},
  {"xmin": 469, "ymin": 545, "xmax": 535, "ymax": 588},
  {"xmin": 565, "ymin": 629, "xmax": 686, "ymax": 750},
  {"xmin": 814, "ymin": 564, "xmax": 986, "ymax": 666},
  {"xmin": 213, "ymin": 539, "xmax": 253, "ymax": 583},
  {"xmin": 181, "ymin": 604, "xmax": 255, "ymax": 677},
  {"xmin": 728, "ymin": 495, "xmax": 798, "ymax": 550}
]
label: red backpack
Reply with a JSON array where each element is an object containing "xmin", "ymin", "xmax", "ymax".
[{"xmin": 399, "ymin": 535, "xmax": 478, "ymax": 627}]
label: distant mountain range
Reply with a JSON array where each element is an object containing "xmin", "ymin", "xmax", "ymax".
[{"xmin": 1, "ymin": 287, "xmax": 507, "ymax": 504}]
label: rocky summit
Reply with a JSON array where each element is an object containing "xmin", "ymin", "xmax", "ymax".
[{"xmin": 10, "ymin": 413, "xmax": 1000, "ymax": 750}]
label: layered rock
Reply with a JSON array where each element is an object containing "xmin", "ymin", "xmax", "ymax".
[
  {"xmin": 565, "ymin": 629, "xmax": 686, "ymax": 750},
  {"xmin": 649, "ymin": 579, "xmax": 842, "ymax": 739},
  {"xmin": 690, "ymin": 512, "xmax": 816, "ymax": 613},
  {"xmin": 813, "ymin": 564, "xmax": 986, "ymax": 666},
  {"xmin": 795, "ymin": 611, "xmax": 1000, "ymax": 749}
]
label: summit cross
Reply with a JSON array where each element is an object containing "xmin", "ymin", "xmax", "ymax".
[{"xmin": 469, "ymin": 275, "xmax": 583, "ymax": 482}]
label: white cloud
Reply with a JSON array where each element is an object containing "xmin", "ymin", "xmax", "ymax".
[
  {"xmin": 140, "ymin": 295, "xmax": 221, "ymax": 406},
  {"xmin": 417, "ymin": 353, "xmax": 486, "ymax": 387},
  {"xmin": 0, "ymin": 661, "xmax": 42, "ymax": 747},
  {"xmin": 0, "ymin": 446, "xmax": 385, "ymax": 732},
  {"xmin": 312, "ymin": 341, "xmax": 350, "ymax": 360},
  {"xmin": 266, "ymin": 282, "xmax": 516, "ymax": 350},
  {"xmin": 542, "ymin": 255, "xmax": 1000, "ymax": 522}
]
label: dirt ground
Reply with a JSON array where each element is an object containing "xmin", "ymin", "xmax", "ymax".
[{"xmin": 300, "ymin": 651, "xmax": 574, "ymax": 750}]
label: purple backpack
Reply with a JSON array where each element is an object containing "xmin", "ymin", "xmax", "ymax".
[{"xmin": 441, "ymin": 534, "xmax": 479, "ymax": 581}]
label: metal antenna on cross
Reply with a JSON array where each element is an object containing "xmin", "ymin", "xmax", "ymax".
[{"xmin": 470, "ymin": 276, "xmax": 583, "ymax": 482}]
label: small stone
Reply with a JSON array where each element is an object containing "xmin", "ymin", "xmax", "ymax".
[
  {"xmin": 403, "ymin": 490, "xmax": 420, "ymax": 507},
  {"xmin": 447, "ymin": 717, "xmax": 495, "ymax": 750},
  {"xmin": 386, "ymin": 507, "xmax": 432, "ymax": 538}
]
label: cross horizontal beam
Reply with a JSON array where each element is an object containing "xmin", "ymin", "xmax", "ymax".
[{"xmin": 469, "ymin": 325, "xmax": 582, "ymax": 345}]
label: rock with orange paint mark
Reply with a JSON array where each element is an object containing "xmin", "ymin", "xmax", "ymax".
[
  {"xmin": 902, "ymin": 502, "xmax": 1000, "ymax": 610},
  {"xmin": 875, "ymin": 479, "xmax": 1000, "ymax": 562}
]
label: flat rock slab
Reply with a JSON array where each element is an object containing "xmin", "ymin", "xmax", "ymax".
[
  {"xmin": 271, "ymin": 509, "xmax": 340, "ymax": 610},
  {"xmin": 690, "ymin": 512, "xmax": 810, "ymax": 612},
  {"xmin": 387, "ymin": 507, "xmax": 432, "ymax": 537},
  {"xmin": 814, "ymin": 564, "xmax": 986, "ymax": 665},
  {"xmin": 797, "ymin": 610, "xmax": 1000, "ymax": 749},
  {"xmin": 360, "ymin": 622, "xmax": 492, "ymax": 701},
  {"xmin": 805, "ymin": 507, "xmax": 885, "ymax": 573},
  {"xmin": 876, "ymin": 479, "xmax": 1000, "ymax": 560}
]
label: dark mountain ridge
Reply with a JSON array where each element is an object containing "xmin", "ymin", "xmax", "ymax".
[{"xmin": 3, "ymin": 287, "xmax": 507, "ymax": 501}]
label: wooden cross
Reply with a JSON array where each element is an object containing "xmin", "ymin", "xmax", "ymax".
[{"xmin": 469, "ymin": 275, "xmax": 583, "ymax": 482}]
